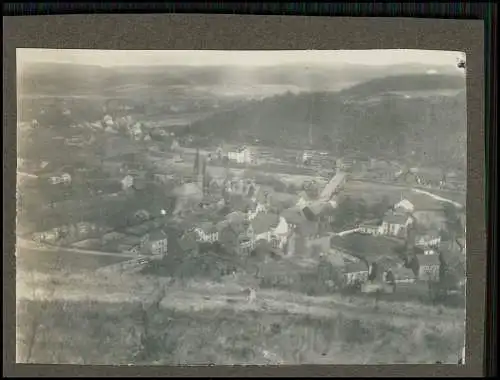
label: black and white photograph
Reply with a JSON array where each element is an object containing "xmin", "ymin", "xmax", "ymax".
[{"xmin": 16, "ymin": 48, "xmax": 467, "ymax": 365}]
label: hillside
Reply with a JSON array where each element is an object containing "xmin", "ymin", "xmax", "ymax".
[{"xmin": 187, "ymin": 73, "xmax": 467, "ymax": 170}]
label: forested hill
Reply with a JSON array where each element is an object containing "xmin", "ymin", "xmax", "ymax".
[{"xmin": 187, "ymin": 73, "xmax": 467, "ymax": 171}]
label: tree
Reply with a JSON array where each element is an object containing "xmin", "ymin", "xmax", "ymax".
[
  {"xmin": 443, "ymin": 203, "xmax": 464, "ymax": 251},
  {"xmin": 370, "ymin": 195, "xmax": 391, "ymax": 219},
  {"xmin": 332, "ymin": 197, "xmax": 358, "ymax": 229}
]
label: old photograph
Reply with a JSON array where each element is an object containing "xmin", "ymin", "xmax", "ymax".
[{"xmin": 16, "ymin": 48, "xmax": 467, "ymax": 365}]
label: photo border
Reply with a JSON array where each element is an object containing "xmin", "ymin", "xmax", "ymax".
[{"xmin": 3, "ymin": 14, "xmax": 486, "ymax": 377}]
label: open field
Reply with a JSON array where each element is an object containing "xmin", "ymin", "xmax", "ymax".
[
  {"xmin": 16, "ymin": 269, "xmax": 465, "ymax": 365},
  {"xmin": 342, "ymin": 180, "xmax": 466, "ymax": 206}
]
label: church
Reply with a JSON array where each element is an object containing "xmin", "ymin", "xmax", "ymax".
[{"xmin": 171, "ymin": 149, "xmax": 210, "ymax": 216}]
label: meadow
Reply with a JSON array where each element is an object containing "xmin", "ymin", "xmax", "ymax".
[{"xmin": 16, "ymin": 269, "xmax": 465, "ymax": 365}]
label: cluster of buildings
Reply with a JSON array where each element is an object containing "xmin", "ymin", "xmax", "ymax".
[{"xmin": 332, "ymin": 193, "xmax": 465, "ymax": 293}]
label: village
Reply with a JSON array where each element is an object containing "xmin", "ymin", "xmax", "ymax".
[{"xmin": 16, "ymin": 110, "xmax": 466, "ymax": 305}]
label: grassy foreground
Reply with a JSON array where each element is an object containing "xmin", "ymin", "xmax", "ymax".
[{"xmin": 16, "ymin": 271, "xmax": 465, "ymax": 365}]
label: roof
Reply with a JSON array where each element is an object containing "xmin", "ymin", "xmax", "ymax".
[
  {"xmin": 359, "ymin": 219, "xmax": 382, "ymax": 228},
  {"xmin": 197, "ymin": 221, "xmax": 217, "ymax": 234},
  {"xmin": 383, "ymin": 212, "xmax": 409, "ymax": 225},
  {"xmin": 391, "ymin": 266, "xmax": 416, "ymax": 280},
  {"xmin": 251, "ymin": 213, "xmax": 280, "ymax": 235},
  {"xmin": 330, "ymin": 233, "xmax": 402, "ymax": 260},
  {"xmin": 416, "ymin": 254, "xmax": 440, "ymax": 266},
  {"xmin": 395, "ymin": 199, "xmax": 415, "ymax": 212},
  {"xmin": 149, "ymin": 228, "xmax": 167, "ymax": 242},
  {"xmin": 226, "ymin": 211, "xmax": 247, "ymax": 224},
  {"xmin": 344, "ymin": 261, "xmax": 369, "ymax": 273},
  {"xmin": 125, "ymin": 223, "xmax": 151, "ymax": 237},
  {"xmin": 281, "ymin": 207, "xmax": 308, "ymax": 225},
  {"xmin": 122, "ymin": 235, "xmax": 142, "ymax": 245},
  {"xmin": 319, "ymin": 171, "xmax": 346, "ymax": 201}
]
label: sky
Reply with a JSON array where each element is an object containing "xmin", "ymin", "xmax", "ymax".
[{"xmin": 17, "ymin": 48, "xmax": 465, "ymax": 68}]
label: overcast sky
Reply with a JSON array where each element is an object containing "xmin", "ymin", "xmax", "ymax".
[{"xmin": 17, "ymin": 48, "xmax": 465, "ymax": 68}]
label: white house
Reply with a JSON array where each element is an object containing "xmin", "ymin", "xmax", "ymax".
[
  {"xmin": 103, "ymin": 115, "xmax": 114, "ymax": 127},
  {"xmin": 270, "ymin": 216, "xmax": 290, "ymax": 249},
  {"xmin": 193, "ymin": 222, "xmax": 219, "ymax": 243},
  {"xmin": 129, "ymin": 122, "xmax": 143, "ymax": 140},
  {"xmin": 343, "ymin": 262, "xmax": 369, "ymax": 286},
  {"xmin": 148, "ymin": 229, "xmax": 168, "ymax": 257},
  {"xmin": 247, "ymin": 201, "xmax": 268, "ymax": 221},
  {"xmin": 121, "ymin": 175, "xmax": 134, "ymax": 190},
  {"xmin": 380, "ymin": 212, "xmax": 413, "ymax": 238},
  {"xmin": 227, "ymin": 146, "xmax": 256, "ymax": 164},
  {"xmin": 302, "ymin": 150, "xmax": 314, "ymax": 164},
  {"xmin": 48, "ymin": 173, "xmax": 72, "ymax": 185}
]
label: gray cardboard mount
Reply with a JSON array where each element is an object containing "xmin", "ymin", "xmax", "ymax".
[{"xmin": 3, "ymin": 14, "xmax": 485, "ymax": 377}]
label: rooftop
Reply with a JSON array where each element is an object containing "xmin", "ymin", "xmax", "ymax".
[
  {"xmin": 281, "ymin": 207, "xmax": 308, "ymax": 225},
  {"xmin": 330, "ymin": 233, "xmax": 403, "ymax": 261},
  {"xmin": 416, "ymin": 253, "xmax": 440, "ymax": 266},
  {"xmin": 383, "ymin": 212, "xmax": 410, "ymax": 225},
  {"xmin": 344, "ymin": 261, "xmax": 369, "ymax": 273},
  {"xmin": 251, "ymin": 213, "xmax": 280, "ymax": 235},
  {"xmin": 149, "ymin": 228, "xmax": 168, "ymax": 242}
]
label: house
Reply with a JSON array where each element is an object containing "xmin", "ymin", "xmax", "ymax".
[
  {"xmin": 302, "ymin": 150, "xmax": 314, "ymax": 164},
  {"xmin": 358, "ymin": 220, "xmax": 383, "ymax": 236},
  {"xmin": 193, "ymin": 222, "xmax": 219, "ymax": 243},
  {"xmin": 396, "ymin": 193, "xmax": 447, "ymax": 230},
  {"xmin": 394, "ymin": 198, "xmax": 415, "ymax": 214},
  {"xmin": 48, "ymin": 172, "xmax": 72, "ymax": 185},
  {"xmin": 270, "ymin": 216, "xmax": 290, "ymax": 249},
  {"xmin": 380, "ymin": 211, "xmax": 413, "ymax": 238},
  {"xmin": 337, "ymin": 157, "xmax": 356, "ymax": 171},
  {"xmin": 101, "ymin": 232, "xmax": 126, "ymax": 245},
  {"xmin": 302, "ymin": 201, "xmax": 336, "ymax": 231},
  {"xmin": 343, "ymin": 261, "xmax": 369, "ymax": 286},
  {"xmin": 247, "ymin": 200, "xmax": 268, "ymax": 221},
  {"xmin": 227, "ymin": 146, "xmax": 256, "ymax": 164},
  {"xmin": 391, "ymin": 266, "xmax": 417, "ymax": 283},
  {"xmin": 416, "ymin": 253, "xmax": 440, "ymax": 281},
  {"xmin": 147, "ymin": 229, "xmax": 168, "ymax": 256},
  {"xmin": 121, "ymin": 175, "xmax": 134, "ymax": 190},
  {"xmin": 415, "ymin": 233, "xmax": 441, "ymax": 255}
]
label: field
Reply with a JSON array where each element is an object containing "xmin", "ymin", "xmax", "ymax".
[
  {"xmin": 343, "ymin": 180, "xmax": 466, "ymax": 206},
  {"xmin": 16, "ymin": 269, "xmax": 465, "ymax": 365}
]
